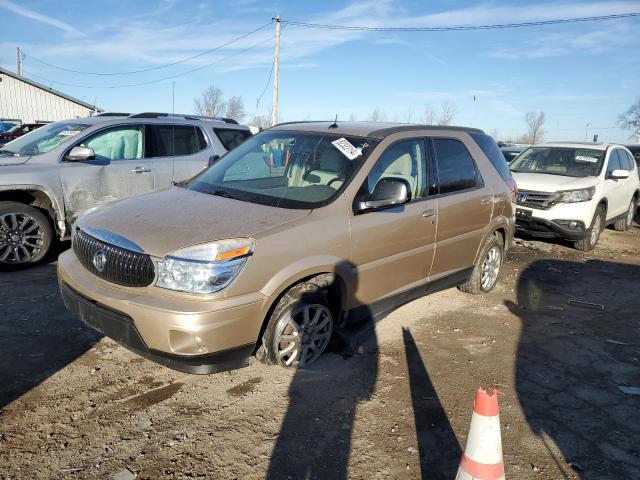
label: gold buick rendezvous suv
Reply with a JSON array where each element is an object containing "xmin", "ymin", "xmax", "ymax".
[{"xmin": 58, "ymin": 122, "xmax": 516, "ymax": 373}]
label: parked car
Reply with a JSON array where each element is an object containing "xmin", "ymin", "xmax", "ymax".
[
  {"xmin": 500, "ymin": 146, "xmax": 525, "ymax": 163},
  {"xmin": 0, "ymin": 112, "xmax": 252, "ymax": 266},
  {"xmin": 626, "ymin": 144, "xmax": 640, "ymax": 169},
  {"xmin": 0, "ymin": 120, "xmax": 20, "ymax": 133},
  {"xmin": 0, "ymin": 122, "xmax": 48, "ymax": 147},
  {"xmin": 511, "ymin": 142, "xmax": 640, "ymax": 251},
  {"xmin": 58, "ymin": 122, "xmax": 516, "ymax": 373}
]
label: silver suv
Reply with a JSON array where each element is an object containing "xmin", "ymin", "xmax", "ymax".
[{"xmin": 0, "ymin": 112, "xmax": 252, "ymax": 266}]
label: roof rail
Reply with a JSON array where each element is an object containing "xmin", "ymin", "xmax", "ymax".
[
  {"xmin": 128, "ymin": 112, "xmax": 238, "ymax": 124},
  {"xmin": 96, "ymin": 112, "xmax": 131, "ymax": 117}
]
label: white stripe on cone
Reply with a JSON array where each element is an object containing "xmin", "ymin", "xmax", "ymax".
[{"xmin": 455, "ymin": 410, "xmax": 505, "ymax": 479}]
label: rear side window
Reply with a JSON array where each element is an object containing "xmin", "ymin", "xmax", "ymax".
[
  {"xmin": 470, "ymin": 132, "xmax": 512, "ymax": 180},
  {"xmin": 433, "ymin": 138, "xmax": 481, "ymax": 194},
  {"xmin": 215, "ymin": 128, "xmax": 252, "ymax": 151},
  {"xmin": 146, "ymin": 125, "xmax": 206, "ymax": 157}
]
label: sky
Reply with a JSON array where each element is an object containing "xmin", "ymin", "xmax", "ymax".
[{"xmin": 1, "ymin": 0, "xmax": 639, "ymax": 142}]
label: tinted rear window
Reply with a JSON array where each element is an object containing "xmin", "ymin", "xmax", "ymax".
[
  {"xmin": 146, "ymin": 125, "xmax": 206, "ymax": 157},
  {"xmin": 470, "ymin": 132, "xmax": 512, "ymax": 180},
  {"xmin": 433, "ymin": 138, "xmax": 481, "ymax": 194},
  {"xmin": 215, "ymin": 128, "xmax": 252, "ymax": 151}
]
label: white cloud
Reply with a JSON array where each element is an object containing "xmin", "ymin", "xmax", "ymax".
[{"xmin": 0, "ymin": 0, "xmax": 82, "ymax": 36}]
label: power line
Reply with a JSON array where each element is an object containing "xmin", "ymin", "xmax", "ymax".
[
  {"xmin": 22, "ymin": 21, "xmax": 273, "ymax": 76},
  {"xmin": 282, "ymin": 12, "xmax": 640, "ymax": 32},
  {"xmin": 22, "ymin": 34, "xmax": 275, "ymax": 89}
]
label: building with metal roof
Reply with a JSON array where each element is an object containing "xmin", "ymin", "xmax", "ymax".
[{"xmin": 0, "ymin": 67, "xmax": 102, "ymax": 123}]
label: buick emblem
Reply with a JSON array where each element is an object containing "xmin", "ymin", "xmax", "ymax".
[
  {"xmin": 516, "ymin": 193, "xmax": 527, "ymax": 203},
  {"xmin": 93, "ymin": 248, "xmax": 107, "ymax": 272}
]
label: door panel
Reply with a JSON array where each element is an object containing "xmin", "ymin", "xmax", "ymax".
[
  {"xmin": 349, "ymin": 138, "xmax": 436, "ymax": 305},
  {"xmin": 61, "ymin": 125, "xmax": 155, "ymax": 220},
  {"xmin": 428, "ymin": 137, "xmax": 494, "ymax": 279}
]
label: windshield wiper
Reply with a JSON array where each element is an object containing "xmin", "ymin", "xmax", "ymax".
[
  {"xmin": 0, "ymin": 150, "xmax": 17, "ymax": 156},
  {"xmin": 210, "ymin": 189, "xmax": 237, "ymax": 200}
]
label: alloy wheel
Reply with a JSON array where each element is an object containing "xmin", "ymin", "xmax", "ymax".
[
  {"xmin": 627, "ymin": 201, "xmax": 635, "ymax": 228},
  {"xmin": 0, "ymin": 212, "xmax": 45, "ymax": 264},
  {"xmin": 480, "ymin": 246, "xmax": 501, "ymax": 290},
  {"xmin": 590, "ymin": 214, "xmax": 602, "ymax": 246},
  {"xmin": 273, "ymin": 303, "xmax": 333, "ymax": 367}
]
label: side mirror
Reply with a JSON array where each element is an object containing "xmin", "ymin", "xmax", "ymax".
[
  {"xmin": 66, "ymin": 146, "xmax": 95, "ymax": 162},
  {"xmin": 354, "ymin": 177, "xmax": 410, "ymax": 213},
  {"xmin": 208, "ymin": 154, "xmax": 221, "ymax": 166},
  {"xmin": 608, "ymin": 169, "xmax": 630, "ymax": 180}
]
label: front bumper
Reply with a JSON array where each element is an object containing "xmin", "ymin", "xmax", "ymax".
[
  {"xmin": 57, "ymin": 249, "xmax": 265, "ymax": 374},
  {"xmin": 515, "ymin": 210, "xmax": 588, "ymax": 240}
]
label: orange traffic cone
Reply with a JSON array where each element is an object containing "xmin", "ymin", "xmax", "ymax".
[{"xmin": 455, "ymin": 387, "xmax": 505, "ymax": 480}]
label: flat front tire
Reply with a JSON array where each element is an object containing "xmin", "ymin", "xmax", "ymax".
[
  {"xmin": 458, "ymin": 234, "xmax": 504, "ymax": 295},
  {"xmin": 0, "ymin": 201, "xmax": 53, "ymax": 267},
  {"xmin": 256, "ymin": 282, "xmax": 334, "ymax": 368}
]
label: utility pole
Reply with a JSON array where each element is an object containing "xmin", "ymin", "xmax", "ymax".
[
  {"xmin": 271, "ymin": 16, "xmax": 281, "ymax": 127},
  {"xmin": 584, "ymin": 122, "xmax": 591, "ymax": 141},
  {"xmin": 16, "ymin": 46, "xmax": 22, "ymax": 76}
]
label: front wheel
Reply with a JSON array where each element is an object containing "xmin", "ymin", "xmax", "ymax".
[
  {"xmin": 256, "ymin": 282, "xmax": 334, "ymax": 368},
  {"xmin": 458, "ymin": 234, "xmax": 504, "ymax": 295},
  {"xmin": 0, "ymin": 202, "xmax": 53, "ymax": 267},
  {"xmin": 574, "ymin": 205, "xmax": 605, "ymax": 251}
]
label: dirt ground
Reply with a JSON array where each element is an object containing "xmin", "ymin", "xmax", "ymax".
[{"xmin": 1, "ymin": 217, "xmax": 639, "ymax": 480}]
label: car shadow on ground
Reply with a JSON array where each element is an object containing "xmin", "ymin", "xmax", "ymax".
[
  {"xmin": 0, "ymin": 242, "xmax": 100, "ymax": 409},
  {"xmin": 265, "ymin": 262, "xmax": 459, "ymax": 480},
  {"xmin": 509, "ymin": 258, "xmax": 640, "ymax": 479}
]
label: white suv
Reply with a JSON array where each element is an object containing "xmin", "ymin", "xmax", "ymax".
[{"xmin": 510, "ymin": 142, "xmax": 639, "ymax": 251}]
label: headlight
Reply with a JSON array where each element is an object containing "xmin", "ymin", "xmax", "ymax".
[
  {"xmin": 557, "ymin": 187, "xmax": 596, "ymax": 203},
  {"xmin": 156, "ymin": 238, "xmax": 254, "ymax": 294}
]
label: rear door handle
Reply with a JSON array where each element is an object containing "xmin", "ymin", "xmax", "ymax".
[
  {"xmin": 481, "ymin": 195, "xmax": 493, "ymax": 205},
  {"xmin": 422, "ymin": 209, "xmax": 437, "ymax": 223},
  {"xmin": 131, "ymin": 166, "xmax": 152, "ymax": 173}
]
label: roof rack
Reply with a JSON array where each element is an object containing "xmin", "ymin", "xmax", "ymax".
[
  {"xmin": 128, "ymin": 112, "xmax": 238, "ymax": 124},
  {"xmin": 96, "ymin": 112, "xmax": 131, "ymax": 117}
]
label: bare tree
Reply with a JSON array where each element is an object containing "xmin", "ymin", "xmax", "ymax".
[
  {"xmin": 367, "ymin": 107, "xmax": 386, "ymax": 122},
  {"xmin": 348, "ymin": 113, "xmax": 357, "ymax": 121},
  {"xmin": 403, "ymin": 106, "xmax": 414, "ymax": 123},
  {"xmin": 249, "ymin": 114, "xmax": 271, "ymax": 130},
  {"xmin": 194, "ymin": 85, "xmax": 224, "ymax": 117},
  {"xmin": 525, "ymin": 111, "xmax": 546, "ymax": 144},
  {"xmin": 618, "ymin": 98, "xmax": 640, "ymax": 140},
  {"xmin": 437, "ymin": 101, "xmax": 457, "ymax": 126},
  {"xmin": 490, "ymin": 129, "xmax": 500, "ymax": 141},
  {"xmin": 225, "ymin": 96, "xmax": 246, "ymax": 121},
  {"xmin": 422, "ymin": 105, "xmax": 437, "ymax": 125}
]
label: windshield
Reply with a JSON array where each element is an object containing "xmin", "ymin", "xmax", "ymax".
[
  {"xmin": 0, "ymin": 122, "xmax": 90, "ymax": 156},
  {"xmin": 510, "ymin": 147, "xmax": 605, "ymax": 178},
  {"xmin": 188, "ymin": 130, "xmax": 379, "ymax": 209}
]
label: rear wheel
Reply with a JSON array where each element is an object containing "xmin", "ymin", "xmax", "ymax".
[
  {"xmin": 256, "ymin": 282, "xmax": 334, "ymax": 368},
  {"xmin": 458, "ymin": 234, "xmax": 504, "ymax": 295},
  {"xmin": 574, "ymin": 205, "xmax": 605, "ymax": 251},
  {"xmin": 0, "ymin": 202, "xmax": 53, "ymax": 266},
  {"xmin": 613, "ymin": 198, "xmax": 637, "ymax": 231}
]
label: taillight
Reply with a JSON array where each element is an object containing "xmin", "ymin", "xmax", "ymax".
[{"xmin": 505, "ymin": 177, "xmax": 517, "ymax": 203}]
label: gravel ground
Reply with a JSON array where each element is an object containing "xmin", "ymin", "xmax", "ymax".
[{"xmin": 1, "ymin": 218, "xmax": 639, "ymax": 480}]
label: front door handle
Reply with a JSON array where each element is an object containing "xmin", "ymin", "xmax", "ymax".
[
  {"xmin": 131, "ymin": 166, "xmax": 152, "ymax": 173},
  {"xmin": 481, "ymin": 195, "xmax": 494, "ymax": 205},
  {"xmin": 422, "ymin": 209, "xmax": 437, "ymax": 223}
]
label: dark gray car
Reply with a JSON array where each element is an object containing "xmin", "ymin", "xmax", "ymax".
[{"xmin": 0, "ymin": 112, "xmax": 252, "ymax": 266}]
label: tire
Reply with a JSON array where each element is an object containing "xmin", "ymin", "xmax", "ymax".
[
  {"xmin": 613, "ymin": 198, "xmax": 637, "ymax": 231},
  {"xmin": 256, "ymin": 282, "xmax": 334, "ymax": 368},
  {"xmin": 574, "ymin": 205, "xmax": 605, "ymax": 251},
  {"xmin": 458, "ymin": 234, "xmax": 504, "ymax": 295},
  {"xmin": 0, "ymin": 201, "xmax": 53, "ymax": 266}
]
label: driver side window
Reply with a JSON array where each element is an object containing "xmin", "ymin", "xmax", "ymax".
[
  {"xmin": 607, "ymin": 150, "xmax": 622, "ymax": 175},
  {"xmin": 79, "ymin": 126, "xmax": 143, "ymax": 162},
  {"xmin": 366, "ymin": 139, "xmax": 427, "ymax": 201}
]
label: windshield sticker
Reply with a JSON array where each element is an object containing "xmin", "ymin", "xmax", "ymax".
[
  {"xmin": 58, "ymin": 130, "xmax": 82, "ymax": 137},
  {"xmin": 575, "ymin": 155, "xmax": 598, "ymax": 163},
  {"xmin": 332, "ymin": 137, "xmax": 362, "ymax": 160}
]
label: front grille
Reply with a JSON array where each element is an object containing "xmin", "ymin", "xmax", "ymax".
[
  {"xmin": 516, "ymin": 190, "xmax": 559, "ymax": 210},
  {"xmin": 73, "ymin": 229, "xmax": 155, "ymax": 287}
]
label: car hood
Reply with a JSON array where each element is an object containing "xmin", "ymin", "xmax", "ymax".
[
  {"xmin": 511, "ymin": 172, "xmax": 598, "ymax": 192},
  {"xmin": 78, "ymin": 187, "xmax": 312, "ymax": 257},
  {"xmin": 0, "ymin": 154, "xmax": 31, "ymax": 166}
]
